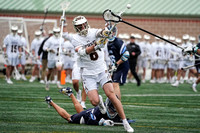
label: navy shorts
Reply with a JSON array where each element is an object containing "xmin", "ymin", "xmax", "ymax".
[
  {"xmin": 196, "ymin": 65, "xmax": 200, "ymax": 73},
  {"xmin": 112, "ymin": 65, "xmax": 129, "ymax": 85}
]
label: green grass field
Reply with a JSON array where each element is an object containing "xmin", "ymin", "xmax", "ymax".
[{"xmin": 0, "ymin": 77, "xmax": 200, "ymax": 133}]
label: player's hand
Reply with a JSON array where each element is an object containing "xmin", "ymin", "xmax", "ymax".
[
  {"xmin": 94, "ymin": 38, "xmax": 107, "ymax": 51},
  {"xmin": 102, "ymin": 29, "xmax": 112, "ymax": 38},
  {"xmin": 182, "ymin": 46, "xmax": 194, "ymax": 54},
  {"xmin": 99, "ymin": 118, "xmax": 114, "ymax": 126},
  {"xmin": 48, "ymin": 49, "xmax": 55, "ymax": 53},
  {"xmin": 60, "ymin": 16, "xmax": 67, "ymax": 26},
  {"xmin": 18, "ymin": 53, "xmax": 22, "ymax": 59},
  {"xmin": 131, "ymin": 52, "xmax": 136, "ymax": 56},
  {"xmin": 3, "ymin": 53, "xmax": 8, "ymax": 58},
  {"xmin": 109, "ymin": 62, "xmax": 118, "ymax": 73}
]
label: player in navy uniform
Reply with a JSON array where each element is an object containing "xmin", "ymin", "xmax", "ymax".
[
  {"xmin": 183, "ymin": 42, "xmax": 200, "ymax": 92},
  {"xmin": 45, "ymin": 87, "xmax": 128, "ymax": 126},
  {"xmin": 106, "ymin": 25, "xmax": 129, "ymax": 100}
]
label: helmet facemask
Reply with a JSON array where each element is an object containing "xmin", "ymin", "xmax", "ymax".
[
  {"xmin": 105, "ymin": 97, "xmax": 117, "ymax": 119},
  {"xmin": 73, "ymin": 16, "xmax": 89, "ymax": 37}
]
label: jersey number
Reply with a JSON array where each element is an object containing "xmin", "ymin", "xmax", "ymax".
[
  {"xmin": 11, "ymin": 45, "xmax": 17, "ymax": 53},
  {"xmin": 89, "ymin": 52, "xmax": 98, "ymax": 61}
]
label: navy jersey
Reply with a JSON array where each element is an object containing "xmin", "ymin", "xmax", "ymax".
[
  {"xmin": 69, "ymin": 106, "xmax": 121, "ymax": 125},
  {"xmin": 107, "ymin": 38, "xmax": 129, "ymax": 84}
]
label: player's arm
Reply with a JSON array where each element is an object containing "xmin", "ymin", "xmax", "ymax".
[{"xmin": 75, "ymin": 45, "xmax": 96, "ymax": 56}]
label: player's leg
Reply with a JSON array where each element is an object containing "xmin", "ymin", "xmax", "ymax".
[
  {"xmin": 40, "ymin": 59, "xmax": 47, "ymax": 83},
  {"xmin": 60, "ymin": 87, "xmax": 84, "ymax": 113},
  {"xmin": 81, "ymin": 87, "xmax": 87, "ymax": 109},
  {"xmin": 87, "ymin": 89, "xmax": 99, "ymax": 106},
  {"xmin": 45, "ymin": 96, "xmax": 71, "ymax": 121}
]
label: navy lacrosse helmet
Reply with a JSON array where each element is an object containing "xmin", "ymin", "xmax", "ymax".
[
  {"xmin": 105, "ymin": 97, "xmax": 118, "ymax": 119},
  {"xmin": 106, "ymin": 23, "xmax": 118, "ymax": 42}
]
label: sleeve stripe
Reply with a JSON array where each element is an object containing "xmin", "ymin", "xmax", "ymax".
[{"xmin": 120, "ymin": 43, "xmax": 126, "ymax": 54}]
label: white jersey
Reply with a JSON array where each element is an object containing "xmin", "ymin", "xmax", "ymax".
[
  {"xmin": 182, "ymin": 42, "xmax": 194, "ymax": 62},
  {"xmin": 31, "ymin": 37, "xmax": 43, "ymax": 57},
  {"xmin": 43, "ymin": 36, "xmax": 64, "ymax": 61},
  {"xmin": 3, "ymin": 34, "xmax": 21, "ymax": 57},
  {"xmin": 62, "ymin": 40, "xmax": 75, "ymax": 62},
  {"xmin": 140, "ymin": 41, "xmax": 151, "ymax": 59},
  {"xmin": 151, "ymin": 41, "xmax": 164, "ymax": 60},
  {"xmin": 19, "ymin": 36, "xmax": 27, "ymax": 56},
  {"xmin": 63, "ymin": 28, "xmax": 107, "ymax": 75}
]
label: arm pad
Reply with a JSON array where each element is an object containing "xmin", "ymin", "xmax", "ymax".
[{"xmin": 121, "ymin": 51, "xmax": 129, "ymax": 62}]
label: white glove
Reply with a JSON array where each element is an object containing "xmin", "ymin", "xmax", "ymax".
[
  {"xmin": 60, "ymin": 16, "xmax": 67, "ymax": 26},
  {"xmin": 109, "ymin": 62, "xmax": 118, "ymax": 73},
  {"xmin": 183, "ymin": 46, "xmax": 194, "ymax": 54},
  {"xmin": 3, "ymin": 52, "xmax": 8, "ymax": 58},
  {"xmin": 99, "ymin": 118, "xmax": 114, "ymax": 126},
  {"xmin": 94, "ymin": 38, "xmax": 107, "ymax": 50},
  {"xmin": 18, "ymin": 53, "xmax": 22, "ymax": 59}
]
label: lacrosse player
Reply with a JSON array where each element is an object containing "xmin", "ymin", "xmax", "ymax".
[
  {"xmin": 139, "ymin": 35, "xmax": 151, "ymax": 83},
  {"xmin": 3, "ymin": 25, "xmax": 22, "ymax": 84},
  {"xmin": 183, "ymin": 37, "xmax": 200, "ymax": 92},
  {"xmin": 38, "ymin": 30, "xmax": 53, "ymax": 84},
  {"xmin": 106, "ymin": 24, "xmax": 129, "ymax": 100},
  {"xmin": 62, "ymin": 16, "xmax": 133, "ymax": 132},
  {"xmin": 29, "ymin": 30, "xmax": 43, "ymax": 82},
  {"xmin": 16, "ymin": 29, "xmax": 27, "ymax": 80},
  {"xmin": 43, "ymin": 27, "xmax": 64, "ymax": 90},
  {"xmin": 45, "ymin": 87, "xmax": 134, "ymax": 127}
]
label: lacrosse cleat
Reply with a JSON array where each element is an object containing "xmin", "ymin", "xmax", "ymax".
[
  {"xmin": 45, "ymin": 96, "xmax": 52, "ymax": 107},
  {"xmin": 21, "ymin": 75, "xmax": 27, "ymax": 81},
  {"xmin": 123, "ymin": 121, "xmax": 134, "ymax": 132},
  {"xmin": 60, "ymin": 87, "xmax": 73, "ymax": 97},
  {"xmin": 57, "ymin": 81, "xmax": 62, "ymax": 89},
  {"xmin": 171, "ymin": 81, "xmax": 179, "ymax": 87},
  {"xmin": 81, "ymin": 101, "xmax": 87, "ymax": 109},
  {"xmin": 29, "ymin": 76, "xmax": 36, "ymax": 82},
  {"xmin": 192, "ymin": 83, "xmax": 197, "ymax": 92},
  {"xmin": 98, "ymin": 95, "xmax": 106, "ymax": 114},
  {"xmin": 76, "ymin": 90, "xmax": 82, "ymax": 103},
  {"xmin": 7, "ymin": 78, "xmax": 13, "ymax": 84},
  {"xmin": 40, "ymin": 80, "xmax": 45, "ymax": 84}
]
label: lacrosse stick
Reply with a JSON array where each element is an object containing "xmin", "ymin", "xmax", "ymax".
[
  {"xmin": 22, "ymin": 46, "xmax": 41, "ymax": 65},
  {"xmin": 181, "ymin": 62, "xmax": 200, "ymax": 70},
  {"xmin": 57, "ymin": 1, "xmax": 70, "ymax": 70},
  {"xmin": 14, "ymin": 66, "xmax": 21, "ymax": 80},
  {"xmin": 114, "ymin": 119, "xmax": 136, "ymax": 126},
  {"xmin": 103, "ymin": 10, "xmax": 200, "ymax": 58},
  {"xmin": 40, "ymin": 6, "xmax": 48, "ymax": 32}
]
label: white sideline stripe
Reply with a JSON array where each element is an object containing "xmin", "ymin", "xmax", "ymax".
[{"xmin": 123, "ymin": 94, "xmax": 200, "ymax": 97}]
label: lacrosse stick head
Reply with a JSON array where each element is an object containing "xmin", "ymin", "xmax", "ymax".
[
  {"xmin": 103, "ymin": 9, "xmax": 122, "ymax": 23},
  {"xmin": 61, "ymin": 1, "xmax": 70, "ymax": 10}
]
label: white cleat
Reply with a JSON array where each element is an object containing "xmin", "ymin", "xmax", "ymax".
[
  {"xmin": 7, "ymin": 79, "xmax": 13, "ymax": 84},
  {"xmin": 81, "ymin": 101, "xmax": 87, "ymax": 109},
  {"xmin": 98, "ymin": 95, "xmax": 106, "ymax": 114},
  {"xmin": 192, "ymin": 83, "xmax": 197, "ymax": 92},
  {"xmin": 171, "ymin": 81, "xmax": 179, "ymax": 87},
  {"xmin": 29, "ymin": 76, "xmax": 36, "ymax": 82},
  {"xmin": 123, "ymin": 122, "xmax": 134, "ymax": 132},
  {"xmin": 57, "ymin": 82, "xmax": 62, "ymax": 89},
  {"xmin": 40, "ymin": 80, "xmax": 45, "ymax": 84},
  {"xmin": 21, "ymin": 75, "xmax": 27, "ymax": 81},
  {"xmin": 150, "ymin": 79, "xmax": 155, "ymax": 83},
  {"xmin": 76, "ymin": 90, "xmax": 82, "ymax": 103}
]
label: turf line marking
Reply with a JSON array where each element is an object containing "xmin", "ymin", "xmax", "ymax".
[{"xmin": 123, "ymin": 94, "xmax": 200, "ymax": 97}]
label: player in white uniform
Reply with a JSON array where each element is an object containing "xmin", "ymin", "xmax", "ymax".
[
  {"xmin": 62, "ymin": 40, "xmax": 75, "ymax": 83},
  {"xmin": 29, "ymin": 30, "xmax": 43, "ymax": 82},
  {"xmin": 139, "ymin": 35, "xmax": 151, "ymax": 83},
  {"xmin": 43, "ymin": 27, "xmax": 65, "ymax": 90},
  {"xmin": 17, "ymin": 29, "xmax": 27, "ymax": 80},
  {"xmin": 3, "ymin": 25, "xmax": 22, "ymax": 84},
  {"xmin": 62, "ymin": 16, "xmax": 133, "ymax": 132}
]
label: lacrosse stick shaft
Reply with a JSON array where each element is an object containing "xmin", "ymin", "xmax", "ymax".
[
  {"xmin": 181, "ymin": 62, "xmax": 200, "ymax": 70},
  {"xmin": 40, "ymin": 7, "xmax": 48, "ymax": 31},
  {"xmin": 121, "ymin": 20, "xmax": 184, "ymax": 50}
]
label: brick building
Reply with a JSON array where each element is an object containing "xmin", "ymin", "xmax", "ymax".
[{"xmin": 0, "ymin": 0, "xmax": 200, "ymax": 46}]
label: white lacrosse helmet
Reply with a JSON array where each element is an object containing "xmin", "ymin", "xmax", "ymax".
[
  {"xmin": 163, "ymin": 35, "xmax": 169, "ymax": 40},
  {"xmin": 189, "ymin": 36, "xmax": 196, "ymax": 41},
  {"xmin": 35, "ymin": 30, "xmax": 42, "ymax": 36},
  {"xmin": 11, "ymin": 25, "xmax": 18, "ymax": 31},
  {"xmin": 72, "ymin": 16, "xmax": 89, "ymax": 36},
  {"xmin": 144, "ymin": 34, "xmax": 150, "ymax": 40},
  {"xmin": 175, "ymin": 38, "xmax": 182, "ymax": 44},
  {"xmin": 17, "ymin": 29, "xmax": 23, "ymax": 34},
  {"xmin": 182, "ymin": 34, "xmax": 189, "ymax": 40},
  {"xmin": 169, "ymin": 36, "xmax": 175, "ymax": 41}
]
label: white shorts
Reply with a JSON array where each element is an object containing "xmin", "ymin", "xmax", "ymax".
[
  {"xmin": 64, "ymin": 61, "xmax": 75, "ymax": 69},
  {"xmin": 82, "ymin": 71, "xmax": 112, "ymax": 94},
  {"xmin": 6, "ymin": 56, "xmax": 18, "ymax": 66},
  {"xmin": 48, "ymin": 60, "xmax": 57, "ymax": 69},
  {"xmin": 138, "ymin": 58, "xmax": 148, "ymax": 68},
  {"xmin": 72, "ymin": 63, "xmax": 81, "ymax": 80},
  {"xmin": 17, "ymin": 55, "xmax": 26, "ymax": 65}
]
